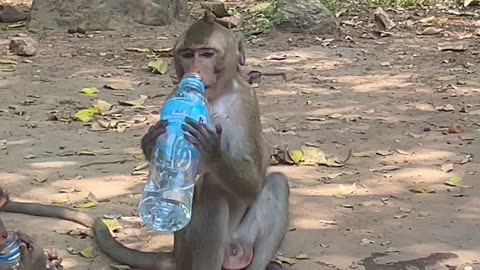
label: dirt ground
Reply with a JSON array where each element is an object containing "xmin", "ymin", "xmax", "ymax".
[{"xmin": 1, "ymin": 8, "xmax": 480, "ymax": 270}]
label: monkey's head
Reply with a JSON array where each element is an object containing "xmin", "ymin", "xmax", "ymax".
[{"xmin": 173, "ymin": 11, "xmax": 246, "ymax": 100}]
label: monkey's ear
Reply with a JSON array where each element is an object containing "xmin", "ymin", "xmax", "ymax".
[
  {"xmin": 202, "ymin": 10, "xmax": 216, "ymax": 23},
  {"xmin": 236, "ymin": 34, "xmax": 246, "ymax": 66}
]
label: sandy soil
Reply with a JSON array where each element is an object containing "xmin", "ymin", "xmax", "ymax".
[{"xmin": 1, "ymin": 9, "xmax": 480, "ymax": 270}]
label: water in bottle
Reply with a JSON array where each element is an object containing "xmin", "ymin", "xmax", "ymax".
[
  {"xmin": 138, "ymin": 73, "xmax": 211, "ymax": 232},
  {"xmin": 0, "ymin": 232, "xmax": 21, "ymax": 270}
]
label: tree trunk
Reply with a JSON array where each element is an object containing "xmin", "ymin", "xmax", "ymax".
[{"xmin": 28, "ymin": 0, "xmax": 189, "ymax": 31}]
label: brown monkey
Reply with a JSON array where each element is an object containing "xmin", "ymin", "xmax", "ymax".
[
  {"xmin": 0, "ymin": 189, "xmax": 63, "ymax": 270},
  {"xmin": 1, "ymin": 12, "xmax": 290, "ymax": 270}
]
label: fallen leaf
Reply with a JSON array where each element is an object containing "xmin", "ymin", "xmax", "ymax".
[
  {"xmin": 419, "ymin": 16, "xmax": 436, "ymax": 23},
  {"xmin": 66, "ymin": 246, "xmax": 79, "ymax": 255},
  {"xmin": 0, "ymin": 139, "xmax": 6, "ymax": 150},
  {"xmin": 416, "ymin": 27, "xmax": 443, "ymax": 35},
  {"xmin": 110, "ymin": 264, "xmax": 131, "ymax": 270},
  {"xmin": 134, "ymin": 161, "xmax": 149, "ymax": 171},
  {"xmin": 73, "ymin": 201, "xmax": 98, "ymax": 209},
  {"xmin": 79, "ymin": 246, "xmax": 94, "ymax": 259},
  {"xmin": 266, "ymin": 54, "xmax": 287, "ymax": 60},
  {"xmin": 118, "ymin": 95, "xmax": 148, "ymax": 107},
  {"xmin": 52, "ymin": 198, "xmax": 70, "ymax": 204},
  {"xmin": 81, "ymin": 87, "xmax": 99, "ymax": 96},
  {"xmin": 460, "ymin": 154, "xmax": 473, "ymax": 164},
  {"xmin": 373, "ymin": 7, "xmax": 396, "ymax": 30},
  {"xmin": 361, "ymin": 238, "xmax": 375, "ymax": 245},
  {"xmin": 23, "ymin": 154, "xmax": 36, "ymax": 159},
  {"xmin": 90, "ymin": 121, "xmax": 108, "ymax": 131},
  {"xmin": 436, "ymin": 104, "xmax": 455, "ymax": 112},
  {"xmin": 152, "ymin": 47, "xmax": 174, "ymax": 57},
  {"xmin": 352, "ymin": 151, "xmax": 373, "ymax": 157},
  {"xmin": 59, "ymin": 187, "xmax": 80, "ymax": 193},
  {"xmin": 104, "ymin": 82, "xmax": 135, "ymax": 91},
  {"xmin": 6, "ymin": 21, "xmax": 26, "ymax": 29},
  {"xmin": 369, "ymin": 165, "xmax": 400, "ymax": 173},
  {"xmin": 334, "ymin": 183, "xmax": 357, "ymax": 198},
  {"xmin": 295, "ymin": 253, "xmax": 310, "ymax": 259},
  {"xmin": 405, "ymin": 132, "xmax": 425, "ymax": 139},
  {"xmin": 74, "ymin": 107, "xmax": 99, "ymax": 122},
  {"xmin": 147, "ymin": 59, "xmax": 169, "ymax": 74},
  {"xmin": 327, "ymin": 172, "xmax": 345, "ymax": 179},
  {"xmin": 287, "ymin": 150, "xmax": 303, "ymax": 165},
  {"xmin": 300, "ymin": 147, "xmax": 326, "ymax": 165},
  {"xmin": 438, "ymin": 43, "xmax": 466, "ymax": 52},
  {"xmin": 93, "ymin": 99, "xmax": 113, "ymax": 114},
  {"xmin": 125, "ymin": 47, "xmax": 150, "ymax": 53},
  {"xmin": 276, "ymin": 255, "xmax": 296, "ymax": 265},
  {"xmin": 445, "ymin": 176, "xmax": 462, "ymax": 186},
  {"xmin": 441, "ymin": 163, "xmax": 453, "ymax": 173},
  {"xmin": 376, "ymin": 150, "xmax": 394, "ymax": 156},
  {"xmin": 399, "ymin": 207, "xmax": 412, "ymax": 213},
  {"xmin": 328, "ymin": 113, "xmax": 343, "ymax": 119},
  {"xmin": 385, "ymin": 247, "xmax": 400, "ymax": 253},
  {"xmin": 433, "ymin": 76, "xmax": 456, "ymax": 82},
  {"xmin": 101, "ymin": 218, "xmax": 123, "ymax": 233},
  {"xmin": 396, "ymin": 149, "xmax": 411, "ymax": 155},
  {"xmin": 33, "ymin": 174, "xmax": 47, "ymax": 183},
  {"xmin": 0, "ymin": 59, "xmax": 17, "ymax": 65},
  {"xmin": 410, "ymin": 187, "xmax": 436, "ymax": 193}
]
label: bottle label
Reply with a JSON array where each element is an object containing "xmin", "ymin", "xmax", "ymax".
[
  {"xmin": 154, "ymin": 96, "xmax": 211, "ymax": 171},
  {"xmin": 160, "ymin": 97, "xmax": 211, "ymax": 127}
]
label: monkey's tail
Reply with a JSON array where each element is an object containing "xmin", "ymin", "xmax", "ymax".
[
  {"xmin": 93, "ymin": 218, "xmax": 175, "ymax": 270},
  {"xmin": 3, "ymin": 201, "xmax": 175, "ymax": 270},
  {"xmin": 3, "ymin": 201, "xmax": 95, "ymax": 227}
]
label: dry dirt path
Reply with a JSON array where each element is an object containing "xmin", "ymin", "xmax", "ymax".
[{"xmin": 1, "ymin": 19, "xmax": 479, "ymax": 270}]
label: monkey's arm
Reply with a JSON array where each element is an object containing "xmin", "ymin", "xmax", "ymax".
[{"xmin": 207, "ymin": 95, "xmax": 266, "ymax": 201}]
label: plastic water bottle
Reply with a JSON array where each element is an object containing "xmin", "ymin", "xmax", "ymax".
[
  {"xmin": 138, "ymin": 73, "xmax": 211, "ymax": 232},
  {"xmin": 0, "ymin": 232, "xmax": 21, "ymax": 270}
]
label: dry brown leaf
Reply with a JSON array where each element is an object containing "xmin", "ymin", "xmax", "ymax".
[
  {"xmin": 93, "ymin": 99, "xmax": 113, "ymax": 113},
  {"xmin": 118, "ymin": 95, "xmax": 148, "ymax": 107},
  {"xmin": 373, "ymin": 7, "xmax": 396, "ymax": 30},
  {"xmin": 441, "ymin": 163, "xmax": 453, "ymax": 173},
  {"xmin": 369, "ymin": 165, "xmax": 400, "ymax": 173},
  {"xmin": 104, "ymin": 82, "xmax": 135, "ymax": 91},
  {"xmin": 417, "ymin": 27, "xmax": 443, "ymax": 35}
]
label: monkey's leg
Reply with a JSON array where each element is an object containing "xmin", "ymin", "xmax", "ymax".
[
  {"xmin": 190, "ymin": 178, "xmax": 230, "ymax": 270},
  {"xmin": 233, "ymin": 172, "xmax": 290, "ymax": 270}
]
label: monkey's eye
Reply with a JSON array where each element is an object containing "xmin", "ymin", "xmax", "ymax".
[
  {"xmin": 200, "ymin": 51, "xmax": 215, "ymax": 58},
  {"xmin": 182, "ymin": 52, "xmax": 194, "ymax": 58}
]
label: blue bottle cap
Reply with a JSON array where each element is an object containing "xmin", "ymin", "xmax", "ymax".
[{"xmin": 178, "ymin": 74, "xmax": 205, "ymax": 95}]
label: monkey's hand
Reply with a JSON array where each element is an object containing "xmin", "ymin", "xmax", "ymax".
[
  {"xmin": 141, "ymin": 120, "xmax": 168, "ymax": 161},
  {"xmin": 17, "ymin": 232, "xmax": 48, "ymax": 270},
  {"xmin": 182, "ymin": 117, "xmax": 222, "ymax": 162},
  {"xmin": 45, "ymin": 249, "xmax": 64, "ymax": 270}
]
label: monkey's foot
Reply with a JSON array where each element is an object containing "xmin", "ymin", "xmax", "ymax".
[
  {"xmin": 222, "ymin": 243, "xmax": 253, "ymax": 270},
  {"xmin": 266, "ymin": 261, "xmax": 283, "ymax": 270}
]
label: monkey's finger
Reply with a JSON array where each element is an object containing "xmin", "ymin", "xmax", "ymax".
[
  {"xmin": 184, "ymin": 133, "xmax": 206, "ymax": 152},
  {"xmin": 182, "ymin": 123, "xmax": 209, "ymax": 148}
]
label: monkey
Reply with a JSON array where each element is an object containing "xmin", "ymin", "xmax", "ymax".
[
  {"xmin": 1, "ymin": 11, "xmax": 290, "ymax": 270},
  {"xmin": 0, "ymin": 189, "xmax": 63, "ymax": 270}
]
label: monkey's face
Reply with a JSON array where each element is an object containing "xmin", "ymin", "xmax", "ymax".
[{"xmin": 175, "ymin": 46, "xmax": 226, "ymax": 100}]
